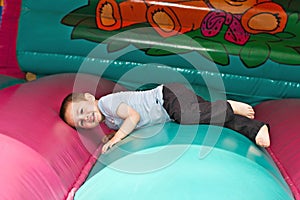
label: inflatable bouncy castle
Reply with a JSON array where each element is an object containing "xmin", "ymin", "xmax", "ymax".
[{"xmin": 1, "ymin": 0, "xmax": 300, "ymax": 199}]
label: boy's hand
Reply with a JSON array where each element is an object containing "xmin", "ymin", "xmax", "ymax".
[
  {"xmin": 101, "ymin": 135, "xmax": 122, "ymax": 153},
  {"xmin": 101, "ymin": 132, "xmax": 116, "ymax": 144},
  {"xmin": 101, "ymin": 103, "xmax": 140, "ymax": 154},
  {"xmin": 102, "ymin": 140, "xmax": 114, "ymax": 153}
]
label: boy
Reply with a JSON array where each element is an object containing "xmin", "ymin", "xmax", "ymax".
[{"xmin": 60, "ymin": 83, "xmax": 270, "ymax": 153}]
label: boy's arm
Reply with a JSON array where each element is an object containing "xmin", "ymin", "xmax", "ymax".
[{"xmin": 102, "ymin": 103, "xmax": 140, "ymax": 153}]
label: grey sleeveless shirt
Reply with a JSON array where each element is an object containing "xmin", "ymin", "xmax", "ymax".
[{"xmin": 98, "ymin": 85, "xmax": 171, "ymax": 130}]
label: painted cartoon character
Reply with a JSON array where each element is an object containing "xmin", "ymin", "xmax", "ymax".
[
  {"xmin": 201, "ymin": 0, "xmax": 288, "ymax": 44},
  {"xmin": 96, "ymin": 0, "xmax": 210, "ymax": 37},
  {"xmin": 96, "ymin": 0, "xmax": 287, "ymax": 45}
]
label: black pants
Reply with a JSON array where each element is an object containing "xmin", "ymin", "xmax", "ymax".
[{"xmin": 162, "ymin": 83, "xmax": 265, "ymax": 142}]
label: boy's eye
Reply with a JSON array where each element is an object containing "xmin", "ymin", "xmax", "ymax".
[{"xmin": 80, "ymin": 120, "xmax": 84, "ymax": 127}]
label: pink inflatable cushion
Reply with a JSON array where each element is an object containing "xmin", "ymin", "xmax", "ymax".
[
  {"xmin": 255, "ymin": 99, "xmax": 300, "ymax": 200},
  {"xmin": 0, "ymin": 0, "xmax": 25, "ymax": 78},
  {"xmin": 0, "ymin": 73, "xmax": 125, "ymax": 200}
]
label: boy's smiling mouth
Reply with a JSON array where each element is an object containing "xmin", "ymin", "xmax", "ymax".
[{"xmin": 92, "ymin": 112, "xmax": 95, "ymax": 122}]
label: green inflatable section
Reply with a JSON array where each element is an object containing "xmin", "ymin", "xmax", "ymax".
[
  {"xmin": 76, "ymin": 124, "xmax": 293, "ymax": 200},
  {"xmin": 16, "ymin": 0, "xmax": 300, "ymax": 104}
]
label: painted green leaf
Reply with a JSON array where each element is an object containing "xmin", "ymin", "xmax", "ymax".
[
  {"xmin": 130, "ymin": 31, "xmax": 162, "ymax": 50},
  {"xmin": 105, "ymin": 27, "xmax": 150, "ymax": 52},
  {"xmin": 107, "ymin": 41, "xmax": 130, "ymax": 52},
  {"xmin": 270, "ymin": 45, "xmax": 300, "ymax": 64},
  {"xmin": 240, "ymin": 41, "xmax": 270, "ymax": 68},
  {"xmin": 146, "ymin": 48, "xmax": 171, "ymax": 56},
  {"xmin": 222, "ymin": 42, "xmax": 244, "ymax": 56},
  {"xmin": 276, "ymin": 32, "xmax": 296, "ymax": 39},
  {"xmin": 250, "ymin": 33, "xmax": 281, "ymax": 43},
  {"xmin": 146, "ymin": 34, "xmax": 196, "ymax": 55},
  {"xmin": 61, "ymin": 4, "xmax": 97, "ymax": 26},
  {"xmin": 285, "ymin": 13, "xmax": 300, "ymax": 33},
  {"xmin": 72, "ymin": 23, "xmax": 111, "ymax": 43},
  {"xmin": 276, "ymin": 37, "xmax": 300, "ymax": 48},
  {"xmin": 194, "ymin": 38, "xmax": 229, "ymax": 66}
]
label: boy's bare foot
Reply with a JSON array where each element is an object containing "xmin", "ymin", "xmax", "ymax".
[
  {"xmin": 255, "ymin": 125, "xmax": 270, "ymax": 147},
  {"xmin": 227, "ymin": 100, "xmax": 255, "ymax": 119}
]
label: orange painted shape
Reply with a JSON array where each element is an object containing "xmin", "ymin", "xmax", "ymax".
[
  {"xmin": 96, "ymin": 0, "xmax": 147, "ymax": 31},
  {"xmin": 147, "ymin": 1, "xmax": 210, "ymax": 37},
  {"xmin": 241, "ymin": 2, "xmax": 287, "ymax": 34},
  {"xmin": 119, "ymin": 0, "xmax": 147, "ymax": 27}
]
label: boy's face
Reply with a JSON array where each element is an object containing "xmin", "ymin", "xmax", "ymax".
[{"xmin": 64, "ymin": 93, "xmax": 103, "ymax": 129}]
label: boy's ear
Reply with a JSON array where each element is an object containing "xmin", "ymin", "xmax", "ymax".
[{"xmin": 84, "ymin": 93, "xmax": 96, "ymax": 101}]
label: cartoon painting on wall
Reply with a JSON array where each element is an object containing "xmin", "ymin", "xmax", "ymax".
[{"xmin": 62, "ymin": 0, "xmax": 300, "ymax": 68}]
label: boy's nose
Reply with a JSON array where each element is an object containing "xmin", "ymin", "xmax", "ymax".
[{"xmin": 85, "ymin": 114, "xmax": 92, "ymax": 122}]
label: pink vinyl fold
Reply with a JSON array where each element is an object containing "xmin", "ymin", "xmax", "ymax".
[
  {"xmin": 0, "ymin": 73, "xmax": 125, "ymax": 199},
  {"xmin": 0, "ymin": 0, "xmax": 24, "ymax": 78},
  {"xmin": 255, "ymin": 99, "xmax": 300, "ymax": 199}
]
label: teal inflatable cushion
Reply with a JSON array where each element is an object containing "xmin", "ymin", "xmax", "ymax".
[{"xmin": 76, "ymin": 124, "xmax": 294, "ymax": 200}]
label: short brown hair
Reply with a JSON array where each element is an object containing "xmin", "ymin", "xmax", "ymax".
[{"xmin": 59, "ymin": 93, "xmax": 87, "ymax": 124}]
